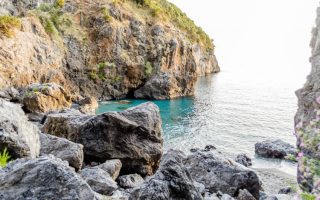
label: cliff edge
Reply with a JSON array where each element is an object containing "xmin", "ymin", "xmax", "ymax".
[
  {"xmin": 0, "ymin": 0, "xmax": 219, "ymax": 100},
  {"xmin": 295, "ymin": 5, "xmax": 320, "ymax": 197}
]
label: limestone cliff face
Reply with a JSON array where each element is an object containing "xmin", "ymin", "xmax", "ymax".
[
  {"xmin": 295, "ymin": 6, "xmax": 320, "ymax": 196},
  {"xmin": 0, "ymin": 0, "xmax": 219, "ymax": 100}
]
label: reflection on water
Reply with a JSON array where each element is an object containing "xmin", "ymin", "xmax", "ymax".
[{"xmin": 97, "ymin": 71, "xmax": 298, "ymax": 175}]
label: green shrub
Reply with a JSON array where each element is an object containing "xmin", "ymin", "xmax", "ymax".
[
  {"xmin": 301, "ymin": 192, "xmax": 316, "ymax": 200},
  {"xmin": 0, "ymin": 148, "xmax": 11, "ymax": 168},
  {"xmin": 54, "ymin": 0, "xmax": 65, "ymax": 8},
  {"xmin": 144, "ymin": 61, "xmax": 153, "ymax": 77},
  {"xmin": 102, "ymin": 7, "xmax": 112, "ymax": 22},
  {"xmin": 131, "ymin": 0, "xmax": 213, "ymax": 50},
  {"xmin": 44, "ymin": 18, "xmax": 57, "ymax": 35},
  {"xmin": 0, "ymin": 16, "xmax": 21, "ymax": 37}
]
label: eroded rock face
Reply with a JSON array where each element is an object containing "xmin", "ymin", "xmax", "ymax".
[
  {"xmin": 129, "ymin": 150, "xmax": 203, "ymax": 200},
  {"xmin": 0, "ymin": 156, "xmax": 98, "ymax": 200},
  {"xmin": 22, "ymin": 83, "xmax": 72, "ymax": 113},
  {"xmin": 0, "ymin": 0, "xmax": 219, "ymax": 100},
  {"xmin": 295, "ymin": 5, "xmax": 320, "ymax": 195},
  {"xmin": 255, "ymin": 140, "xmax": 296, "ymax": 159},
  {"xmin": 0, "ymin": 99, "xmax": 40, "ymax": 159},
  {"xmin": 43, "ymin": 102, "xmax": 163, "ymax": 176},
  {"xmin": 40, "ymin": 133, "xmax": 84, "ymax": 171},
  {"xmin": 184, "ymin": 150, "xmax": 261, "ymax": 199}
]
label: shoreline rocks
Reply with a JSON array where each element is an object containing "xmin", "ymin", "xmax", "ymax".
[
  {"xmin": 43, "ymin": 102, "xmax": 163, "ymax": 176},
  {"xmin": 255, "ymin": 139, "xmax": 296, "ymax": 160},
  {"xmin": 0, "ymin": 99, "xmax": 40, "ymax": 159},
  {"xmin": 0, "ymin": 156, "xmax": 98, "ymax": 200}
]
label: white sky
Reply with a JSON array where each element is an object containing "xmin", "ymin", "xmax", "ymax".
[{"xmin": 169, "ymin": 0, "xmax": 319, "ymax": 86}]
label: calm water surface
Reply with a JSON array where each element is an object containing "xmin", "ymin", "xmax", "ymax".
[{"xmin": 97, "ymin": 70, "xmax": 299, "ymax": 175}]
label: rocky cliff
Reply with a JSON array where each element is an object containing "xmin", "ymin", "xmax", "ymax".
[
  {"xmin": 295, "ymin": 5, "xmax": 320, "ymax": 197},
  {"xmin": 0, "ymin": 0, "xmax": 219, "ymax": 100}
]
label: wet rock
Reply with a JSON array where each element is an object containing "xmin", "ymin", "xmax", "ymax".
[
  {"xmin": 80, "ymin": 167, "xmax": 118, "ymax": 195},
  {"xmin": 129, "ymin": 150, "xmax": 203, "ymax": 200},
  {"xmin": 78, "ymin": 96, "xmax": 99, "ymax": 115},
  {"xmin": 255, "ymin": 140, "xmax": 296, "ymax": 159},
  {"xmin": 184, "ymin": 150, "xmax": 261, "ymax": 199},
  {"xmin": 237, "ymin": 189, "xmax": 256, "ymax": 200},
  {"xmin": 0, "ymin": 156, "xmax": 98, "ymax": 199},
  {"xmin": 235, "ymin": 153, "xmax": 252, "ymax": 167},
  {"xmin": 118, "ymin": 174, "xmax": 144, "ymax": 189},
  {"xmin": 0, "ymin": 99, "xmax": 40, "ymax": 159},
  {"xmin": 40, "ymin": 133, "xmax": 84, "ymax": 171},
  {"xmin": 22, "ymin": 83, "xmax": 72, "ymax": 113},
  {"xmin": 92, "ymin": 159, "xmax": 122, "ymax": 180},
  {"xmin": 278, "ymin": 187, "xmax": 293, "ymax": 194},
  {"xmin": 43, "ymin": 102, "xmax": 163, "ymax": 176}
]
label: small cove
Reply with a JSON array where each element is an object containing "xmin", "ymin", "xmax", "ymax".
[{"xmin": 97, "ymin": 70, "xmax": 298, "ymax": 176}]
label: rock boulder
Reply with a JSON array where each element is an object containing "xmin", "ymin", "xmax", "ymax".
[
  {"xmin": 129, "ymin": 150, "xmax": 203, "ymax": 200},
  {"xmin": 0, "ymin": 99, "xmax": 40, "ymax": 159},
  {"xmin": 40, "ymin": 133, "xmax": 84, "ymax": 171},
  {"xmin": 43, "ymin": 102, "xmax": 163, "ymax": 176},
  {"xmin": 184, "ymin": 150, "xmax": 261, "ymax": 199},
  {"xmin": 80, "ymin": 167, "xmax": 118, "ymax": 196},
  {"xmin": 0, "ymin": 156, "xmax": 98, "ymax": 200},
  {"xmin": 22, "ymin": 83, "xmax": 72, "ymax": 113},
  {"xmin": 255, "ymin": 140, "xmax": 296, "ymax": 159}
]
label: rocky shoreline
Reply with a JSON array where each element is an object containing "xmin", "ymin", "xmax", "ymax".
[{"xmin": 0, "ymin": 89, "xmax": 299, "ymax": 199}]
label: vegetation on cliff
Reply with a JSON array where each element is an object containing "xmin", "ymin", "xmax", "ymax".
[
  {"xmin": 0, "ymin": 148, "xmax": 11, "ymax": 168},
  {"xmin": 0, "ymin": 16, "xmax": 21, "ymax": 37},
  {"xmin": 132, "ymin": 0, "xmax": 214, "ymax": 50}
]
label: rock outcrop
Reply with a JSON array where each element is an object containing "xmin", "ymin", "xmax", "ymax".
[
  {"xmin": 0, "ymin": 156, "xmax": 98, "ymax": 200},
  {"xmin": 255, "ymin": 140, "xmax": 296, "ymax": 159},
  {"xmin": 22, "ymin": 83, "xmax": 72, "ymax": 113},
  {"xmin": 0, "ymin": 99, "xmax": 40, "ymax": 159},
  {"xmin": 295, "ymin": 5, "xmax": 320, "ymax": 196},
  {"xmin": 40, "ymin": 133, "xmax": 84, "ymax": 171},
  {"xmin": 184, "ymin": 150, "xmax": 261, "ymax": 199},
  {"xmin": 43, "ymin": 102, "xmax": 163, "ymax": 176},
  {"xmin": 129, "ymin": 150, "xmax": 203, "ymax": 200},
  {"xmin": 0, "ymin": 0, "xmax": 219, "ymax": 100}
]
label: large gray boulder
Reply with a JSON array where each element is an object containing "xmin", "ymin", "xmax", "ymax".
[
  {"xmin": 0, "ymin": 156, "xmax": 98, "ymax": 200},
  {"xmin": 43, "ymin": 102, "xmax": 163, "ymax": 176},
  {"xmin": 40, "ymin": 133, "xmax": 84, "ymax": 171},
  {"xmin": 184, "ymin": 150, "xmax": 261, "ymax": 199},
  {"xmin": 255, "ymin": 140, "xmax": 296, "ymax": 159},
  {"xmin": 80, "ymin": 168, "xmax": 118, "ymax": 196},
  {"xmin": 129, "ymin": 150, "xmax": 203, "ymax": 200},
  {"xmin": 0, "ymin": 99, "xmax": 40, "ymax": 159}
]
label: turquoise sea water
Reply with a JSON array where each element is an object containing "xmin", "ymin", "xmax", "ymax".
[{"xmin": 97, "ymin": 71, "xmax": 299, "ymax": 175}]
